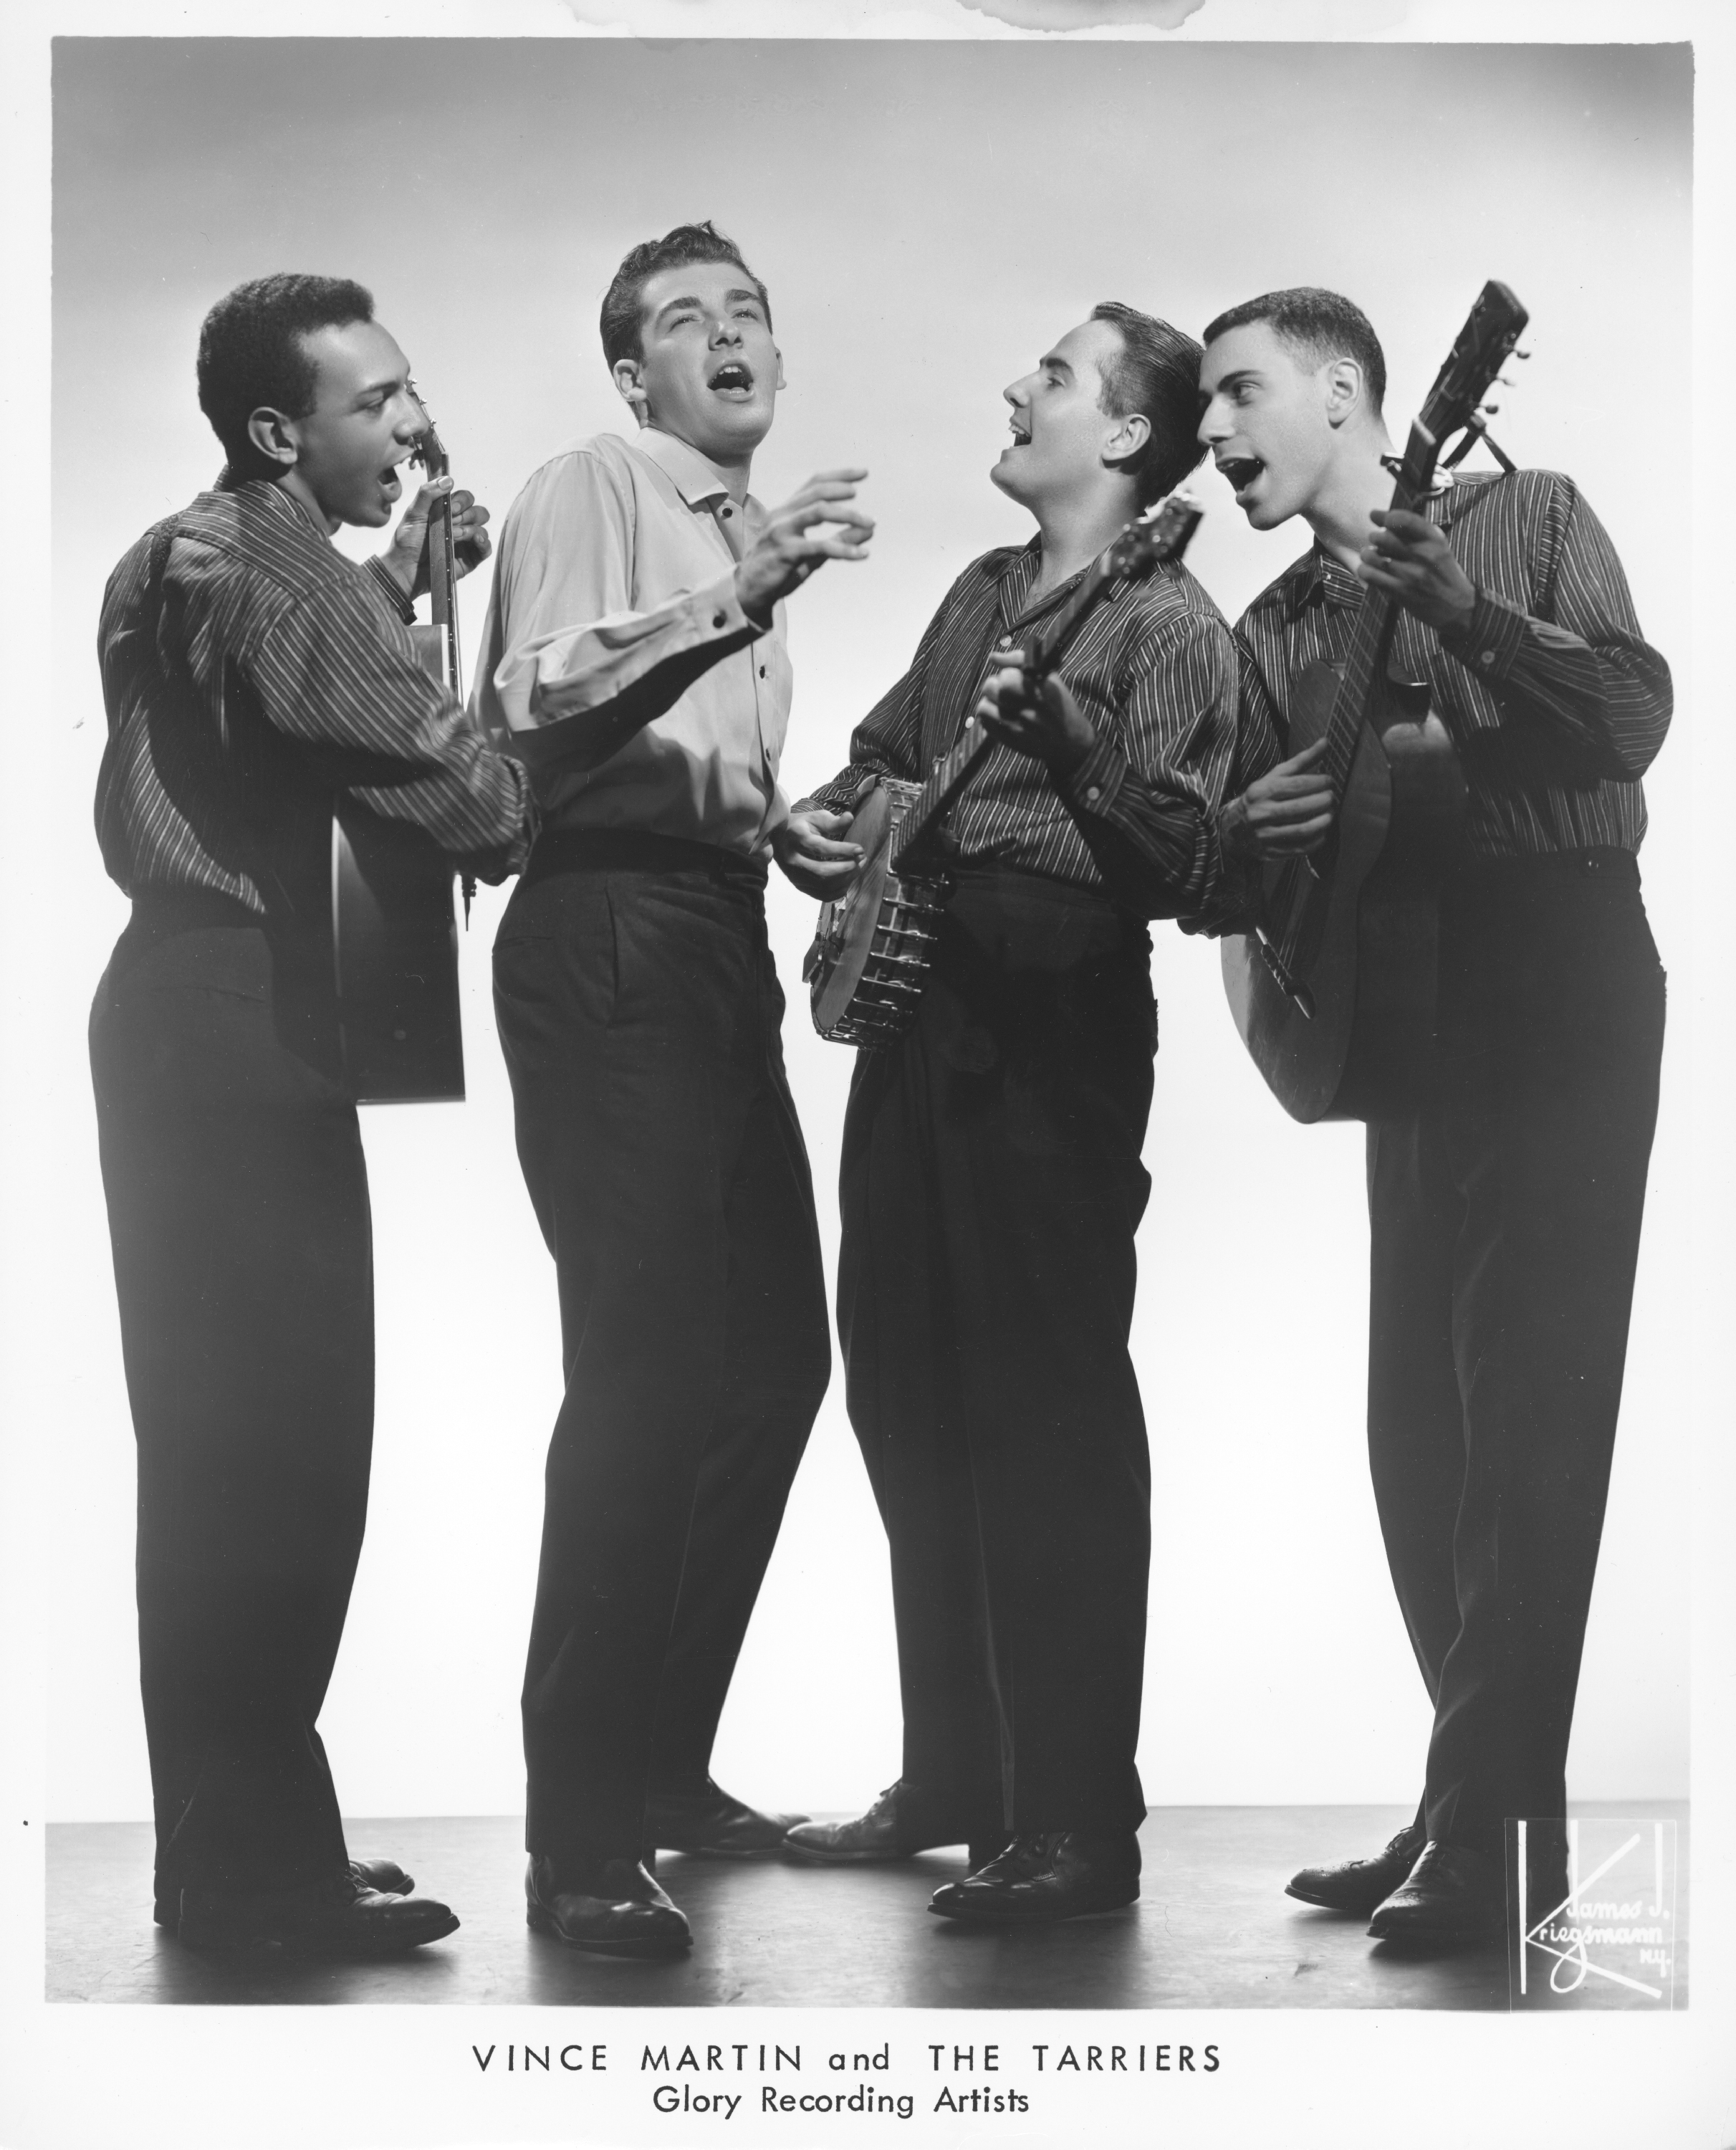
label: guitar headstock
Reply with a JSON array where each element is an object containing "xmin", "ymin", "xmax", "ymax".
[
  {"xmin": 406, "ymin": 378, "xmax": 451, "ymax": 484},
  {"xmin": 1395, "ymin": 282, "xmax": 1529, "ymax": 498},
  {"xmin": 1101, "ymin": 489, "xmax": 1204, "ymax": 585}
]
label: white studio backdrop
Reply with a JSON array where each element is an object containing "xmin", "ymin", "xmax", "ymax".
[{"xmin": 44, "ymin": 36, "xmax": 1692, "ymax": 1825}]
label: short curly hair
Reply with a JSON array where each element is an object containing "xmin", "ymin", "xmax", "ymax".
[
  {"xmin": 1202, "ymin": 287, "xmax": 1386, "ymax": 414},
  {"xmin": 196, "ymin": 272, "xmax": 376, "ymax": 474},
  {"xmin": 599, "ymin": 221, "xmax": 771, "ymax": 372}
]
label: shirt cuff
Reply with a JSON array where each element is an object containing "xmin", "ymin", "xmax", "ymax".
[
  {"xmin": 1439, "ymin": 585, "xmax": 1528, "ymax": 684},
  {"xmin": 709, "ymin": 572, "xmax": 769, "ymax": 638},
  {"xmin": 1054, "ymin": 734, "xmax": 1128, "ymax": 817},
  {"xmin": 364, "ymin": 554, "xmax": 418, "ymax": 625}
]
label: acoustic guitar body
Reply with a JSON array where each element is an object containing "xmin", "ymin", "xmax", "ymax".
[
  {"xmin": 1221, "ymin": 657, "xmax": 1467, "ymax": 1124},
  {"xmin": 331, "ymin": 796, "xmax": 466, "ymax": 1104}
]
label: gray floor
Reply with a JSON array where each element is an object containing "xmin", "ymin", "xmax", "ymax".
[{"xmin": 45, "ymin": 1805, "xmax": 1688, "ymax": 2010}]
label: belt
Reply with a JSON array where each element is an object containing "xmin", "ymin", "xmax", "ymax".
[
  {"xmin": 526, "ymin": 827, "xmax": 769, "ymax": 889},
  {"xmin": 1455, "ymin": 846, "xmax": 1639, "ymax": 888}
]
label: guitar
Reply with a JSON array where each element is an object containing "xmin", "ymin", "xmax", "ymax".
[
  {"xmin": 330, "ymin": 401, "xmax": 468, "ymax": 1105},
  {"xmin": 805, "ymin": 490, "xmax": 1204, "ymax": 1048},
  {"xmin": 1220, "ymin": 280, "xmax": 1530, "ymax": 1123}
]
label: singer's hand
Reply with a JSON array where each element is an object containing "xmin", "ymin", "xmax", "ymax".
[{"xmin": 378, "ymin": 475, "xmax": 493, "ymax": 600}]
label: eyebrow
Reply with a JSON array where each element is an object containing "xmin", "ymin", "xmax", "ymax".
[
  {"xmin": 350, "ymin": 373, "xmax": 407, "ymax": 407},
  {"xmin": 1207, "ymin": 367, "xmax": 1260, "ymax": 393},
  {"xmin": 1040, "ymin": 353, "xmax": 1074, "ymax": 381},
  {"xmin": 653, "ymin": 287, "xmax": 765, "ymax": 326}
]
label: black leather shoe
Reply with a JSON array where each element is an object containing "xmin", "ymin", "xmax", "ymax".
[
  {"xmin": 1285, "ymin": 1820, "xmax": 1426, "ymax": 1916},
  {"xmin": 782, "ymin": 1784, "xmax": 908, "ymax": 1863},
  {"xmin": 1366, "ymin": 1840, "xmax": 1507, "ymax": 1942},
  {"xmin": 155, "ymin": 1855, "xmax": 413, "ymax": 1929},
  {"xmin": 525, "ymin": 1853, "xmax": 691, "ymax": 1959},
  {"xmin": 176, "ymin": 1870, "xmax": 458, "ymax": 1956},
  {"xmin": 967, "ymin": 1836, "xmax": 1014, "ymax": 1873},
  {"xmin": 929, "ymin": 1833, "xmax": 1141, "ymax": 1924},
  {"xmin": 644, "ymin": 1779, "xmax": 807, "ymax": 1858}
]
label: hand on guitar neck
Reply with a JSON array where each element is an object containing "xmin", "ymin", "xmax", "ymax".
[
  {"xmin": 373, "ymin": 473, "xmax": 493, "ymax": 606},
  {"xmin": 974, "ymin": 653, "xmax": 1095, "ymax": 776}
]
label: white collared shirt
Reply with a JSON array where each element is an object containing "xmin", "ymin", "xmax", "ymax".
[{"xmin": 471, "ymin": 426, "xmax": 792, "ymax": 853}]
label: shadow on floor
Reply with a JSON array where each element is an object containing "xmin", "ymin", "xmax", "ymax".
[{"xmin": 45, "ymin": 1804, "xmax": 1687, "ymax": 2010}]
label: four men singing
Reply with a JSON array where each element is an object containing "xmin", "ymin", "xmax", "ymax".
[{"xmin": 91, "ymin": 240, "xmax": 1669, "ymax": 1960}]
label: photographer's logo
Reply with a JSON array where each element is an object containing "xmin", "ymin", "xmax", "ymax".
[{"xmin": 1507, "ymin": 1817, "xmax": 1678, "ymax": 2010}]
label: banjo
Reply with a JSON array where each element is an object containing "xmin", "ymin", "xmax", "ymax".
[{"xmin": 805, "ymin": 489, "xmax": 1204, "ymax": 1048}]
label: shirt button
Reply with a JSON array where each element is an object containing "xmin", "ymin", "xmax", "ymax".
[
  {"xmin": 721, "ymin": 505, "xmax": 733, "ymax": 519},
  {"xmin": 1479, "ymin": 649, "xmax": 1495, "ymax": 667},
  {"xmin": 997, "ymin": 636, "xmax": 1012, "ymax": 650},
  {"xmin": 1085, "ymin": 786, "xmax": 1101, "ymax": 806},
  {"xmin": 759, "ymin": 665, "xmax": 767, "ymax": 678},
  {"xmin": 713, "ymin": 610, "xmax": 727, "ymax": 629}
]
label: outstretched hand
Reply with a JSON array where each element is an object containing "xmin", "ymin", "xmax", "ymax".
[
  {"xmin": 735, "ymin": 470, "xmax": 873, "ymax": 623},
  {"xmin": 378, "ymin": 475, "xmax": 492, "ymax": 601}
]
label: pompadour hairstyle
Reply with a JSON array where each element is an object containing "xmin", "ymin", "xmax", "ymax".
[
  {"xmin": 599, "ymin": 221, "xmax": 772, "ymax": 371},
  {"xmin": 1201, "ymin": 286, "xmax": 1387, "ymax": 413},
  {"xmin": 1088, "ymin": 301, "xmax": 1209, "ymax": 506},
  {"xmin": 196, "ymin": 273, "xmax": 377, "ymax": 476}
]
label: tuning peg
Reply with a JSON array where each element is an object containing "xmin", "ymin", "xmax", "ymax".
[
  {"xmin": 1480, "ymin": 402, "xmax": 1500, "ymax": 416},
  {"xmin": 1513, "ymin": 347, "xmax": 1533, "ymax": 360}
]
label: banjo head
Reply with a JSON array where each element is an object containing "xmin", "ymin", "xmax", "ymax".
[{"xmin": 808, "ymin": 780, "xmax": 946, "ymax": 1046}]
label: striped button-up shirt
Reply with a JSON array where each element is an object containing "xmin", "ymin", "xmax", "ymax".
[
  {"xmin": 95, "ymin": 479, "xmax": 529, "ymax": 912},
  {"xmin": 1230, "ymin": 468, "xmax": 1671, "ymax": 859},
  {"xmin": 802, "ymin": 538, "xmax": 1242, "ymax": 923}
]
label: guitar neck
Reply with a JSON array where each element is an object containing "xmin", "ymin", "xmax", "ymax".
[{"xmin": 1320, "ymin": 443, "xmax": 1437, "ymax": 800}]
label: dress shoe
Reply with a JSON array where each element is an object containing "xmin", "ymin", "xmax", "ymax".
[
  {"xmin": 783, "ymin": 1783, "xmax": 989, "ymax": 1864},
  {"xmin": 1285, "ymin": 1820, "xmax": 1426, "ymax": 1916},
  {"xmin": 176, "ymin": 1870, "xmax": 458, "ymax": 1956},
  {"xmin": 525, "ymin": 1853, "xmax": 691, "ymax": 1959},
  {"xmin": 155, "ymin": 1855, "xmax": 413, "ymax": 1929},
  {"xmin": 644, "ymin": 1779, "xmax": 807, "ymax": 1858},
  {"xmin": 967, "ymin": 1836, "xmax": 1014, "ymax": 1873},
  {"xmin": 1366, "ymin": 1840, "xmax": 1507, "ymax": 1943},
  {"xmin": 929, "ymin": 1833, "xmax": 1141, "ymax": 1924}
]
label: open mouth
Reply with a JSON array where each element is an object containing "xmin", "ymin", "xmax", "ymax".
[
  {"xmin": 1216, "ymin": 455, "xmax": 1264, "ymax": 496},
  {"xmin": 1007, "ymin": 416, "xmax": 1031, "ymax": 446},
  {"xmin": 709, "ymin": 361, "xmax": 755, "ymax": 396}
]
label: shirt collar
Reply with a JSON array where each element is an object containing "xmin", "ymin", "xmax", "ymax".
[
  {"xmin": 1281, "ymin": 543, "xmax": 1363, "ymax": 621},
  {"xmin": 628, "ymin": 425, "xmax": 749, "ymax": 511}
]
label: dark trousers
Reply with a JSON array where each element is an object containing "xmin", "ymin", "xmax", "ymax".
[
  {"xmin": 89, "ymin": 899, "xmax": 372, "ymax": 1898},
  {"xmin": 1366, "ymin": 851, "xmax": 1666, "ymax": 1860},
  {"xmin": 493, "ymin": 835, "xmax": 830, "ymax": 1867},
  {"xmin": 838, "ymin": 868, "xmax": 1157, "ymax": 1844}
]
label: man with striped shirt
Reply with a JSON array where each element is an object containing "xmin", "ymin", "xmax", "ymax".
[
  {"xmin": 1201, "ymin": 288, "xmax": 1670, "ymax": 1942},
  {"xmin": 92, "ymin": 274, "xmax": 529, "ymax": 1956},
  {"xmin": 782, "ymin": 305, "xmax": 1241, "ymax": 1924}
]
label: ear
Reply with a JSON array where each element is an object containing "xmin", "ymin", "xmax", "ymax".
[
  {"xmin": 1321, "ymin": 357, "xmax": 1366, "ymax": 431},
  {"xmin": 613, "ymin": 357, "xmax": 651, "ymax": 425},
  {"xmin": 774, "ymin": 344, "xmax": 787, "ymax": 393},
  {"xmin": 1101, "ymin": 408, "xmax": 1151, "ymax": 482},
  {"xmin": 244, "ymin": 405, "xmax": 302, "ymax": 472}
]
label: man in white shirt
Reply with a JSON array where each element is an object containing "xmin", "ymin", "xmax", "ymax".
[{"xmin": 474, "ymin": 221, "xmax": 870, "ymax": 1956}]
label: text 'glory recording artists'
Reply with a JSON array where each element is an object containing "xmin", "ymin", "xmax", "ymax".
[{"xmin": 89, "ymin": 223, "xmax": 1666, "ymax": 1962}]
